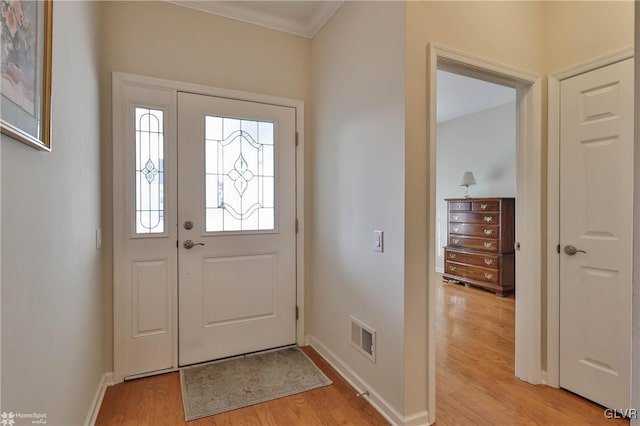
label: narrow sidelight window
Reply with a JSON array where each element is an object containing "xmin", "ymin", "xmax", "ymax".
[{"xmin": 135, "ymin": 107, "xmax": 165, "ymax": 234}]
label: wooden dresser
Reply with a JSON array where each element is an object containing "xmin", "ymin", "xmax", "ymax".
[{"xmin": 443, "ymin": 197, "xmax": 515, "ymax": 296}]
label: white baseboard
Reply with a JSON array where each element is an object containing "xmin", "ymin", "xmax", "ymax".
[
  {"xmin": 84, "ymin": 372, "xmax": 113, "ymax": 426},
  {"xmin": 309, "ymin": 336, "xmax": 430, "ymax": 425},
  {"xmin": 404, "ymin": 410, "xmax": 431, "ymax": 426},
  {"xmin": 303, "ymin": 334, "xmax": 312, "ymax": 346},
  {"xmin": 540, "ymin": 370, "xmax": 548, "ymax": 386}
]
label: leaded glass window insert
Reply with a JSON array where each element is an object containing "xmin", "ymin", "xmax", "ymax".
[
  {"xmin": 205, "ymin": 116, "xmax": 275, "ymax": 232},
  {"xmin": 135, "ymin": 107, "xmax": 165, "ymax": 234}
]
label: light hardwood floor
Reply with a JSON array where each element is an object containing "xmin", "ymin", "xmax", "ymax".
[
  {"xmin": 95, "ymin": 346, "xmax": 388, "ymax": 425},
  {"xmin": 96, "ymin": 281, "xmax": 629, "ymax": 425},
  {"xmin": 435, "ymin": 278, "xmax": 628, "ymax": 425}
]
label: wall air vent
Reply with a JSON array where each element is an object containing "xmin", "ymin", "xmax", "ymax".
[{"xmin": 349, "ymin": 315, "xmax": 376, "ymax": 363}]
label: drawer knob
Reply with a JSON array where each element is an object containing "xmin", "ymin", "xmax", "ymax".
[
  {"xmin": 452, "ymin": 215, "xmax": 460, "ymax": 221},
  {"xmin": 450, "ymin": 266, "xmax": 457, "ymax": 272},
  {"xmin": 449, "ymin": 253, "xmax": 457, "ymax": 259},
  {"xmin": 453, "ymin": 227, "xmax": 459, "ymax": 233},
  {"xmin": 453, "ymin": 238, "xmax": 460, "ymax": 244},
  {"xmin": 480, "ymin": 204, "xmax": 488, "ymax": 210},
  {"xmin": 483, "ymin": 242, "xmax": 493, "ymax": 248},
  {"xmin": 484, "ymin": 259, "xmax": 494, "ymax": 266},
  {"xmin": 483, "ymin": 229, "xmax": 493, "ymax": 236},
  {"xmin": 457, "ymin": 204, "xmax": 464, "ymax": 208},
  {"xmin": 484, "ymin": 273, "xmax": 494, "ymax": 280},
  {"xmin": 483, "ymin": 216, "xmax": 493, "ymax": 223}
]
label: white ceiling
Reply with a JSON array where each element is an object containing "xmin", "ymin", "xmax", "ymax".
[
  {"xmin": 168, "ymin": 1, "xmax": 344, "ymax": 38},
  {"xmin": 437, "ymin": 70, "xmax": 516, "ymax": 123}
]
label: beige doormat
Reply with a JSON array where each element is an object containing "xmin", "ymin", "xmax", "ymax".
[{"xmin": 180, "ymin": 347, "xmax": 332, "ymax": 421}]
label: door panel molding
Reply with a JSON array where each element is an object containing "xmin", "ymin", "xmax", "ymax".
[
  {"xmin": 112, "ymin": 72, "xmax": 305, "ymax": 384},
  {"xmin": 547, "ymin": 46, "xmax": 634, "ymax": 389}
]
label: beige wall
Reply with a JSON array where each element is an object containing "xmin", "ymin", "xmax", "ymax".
[
  {"xmin": 544, "ymin": 1, "xmax": 634, "ymax": 73},
  {"xmin": 99, "ymin": 1, "xmax": 311, "ymax": 370},
  {"xmin": 310, "ymin": 1, "xmax": 409, "ymax": 416},
  {"xmin": 1, "ymin": 2, "xmax": 104, "ymax": 424}
]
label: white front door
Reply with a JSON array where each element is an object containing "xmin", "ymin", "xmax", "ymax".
[
  {"xmin": 177, "ymin": 93, "xmax": 297, "ymax": 366},
  {"xmin": 559, "ymin": 58, "xmax": 634, "ymax": 409}
]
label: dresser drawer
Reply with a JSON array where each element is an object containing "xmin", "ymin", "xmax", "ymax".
[
  {"xmin": 449, "ymin": 201, "xmax": 471, "ymax": 211},
  {"xmin": 445, "ymin": 248, "xmax": 499, "ymax": 268},
  {"xmin": 449, "ymin": 223, "xmax": 499, "ymax": 238},
  {"xmin": 448, "ymin": 235, "xmax": 499, "ymax": 252},
  {"xmin": 449, "ymin": 212, "xmax": 499, "ymax": 224},
  {"xmin": 445, "ymin": 261, "xmax": 499, "ymax": 284},
  {"xmin": 472, "ymin": 200, "xmax": 499, "ymax": 212}
]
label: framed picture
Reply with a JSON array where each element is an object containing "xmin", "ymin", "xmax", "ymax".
[{"xmin": 0, "ymin": 0, "xmax": 52, "ymax": 151}]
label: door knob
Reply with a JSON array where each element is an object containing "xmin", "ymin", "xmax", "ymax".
[
  {"xmin": 564, "ymin": 244, "xmax": 586, "ymax": 256},
  {"xmin": 183, "ymin": 240, "xmax": 205, "ymax": 249}
]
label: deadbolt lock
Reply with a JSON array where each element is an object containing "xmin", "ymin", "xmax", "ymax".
[{"xmin": 183, "ymin": 220, "xmax": 194, "ymax": 230}]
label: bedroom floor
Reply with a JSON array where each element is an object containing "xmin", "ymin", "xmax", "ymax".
[{"xmin": 435, "ymin": 278, "xmax": 629, "ymax": 425}]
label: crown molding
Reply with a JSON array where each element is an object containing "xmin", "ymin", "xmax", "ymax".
[{"xmin": 167, "ymin": 1, "xmax": 343, "ymax": 38}]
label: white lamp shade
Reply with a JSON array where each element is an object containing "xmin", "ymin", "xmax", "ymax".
[{"xmin": 458, "ymin": 171, "xmax": 477, "ymax": 187}]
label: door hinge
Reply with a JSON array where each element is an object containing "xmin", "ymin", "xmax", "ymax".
[
  {"xmin": 295, "ymin": 132, "xmax": 299, "ymax": 146},
  {"xmin": 557, "ymin": 244, "xmax": 561, "ymax": 254},
  {"xmin": 296, "ymin": 306, "xmax": 299, "ymax": 320},
  {"xmin": 176, "ymin": 240, "xmax": 179, "ymax": 248},
  {"xmin": 295, "ymin": 219, "xmax": 299, "ymax": 234}
]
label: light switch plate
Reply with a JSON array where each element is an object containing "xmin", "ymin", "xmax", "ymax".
[{"xmin": 373, "ymin": 230, "xmax": 383, "ymax": 252}]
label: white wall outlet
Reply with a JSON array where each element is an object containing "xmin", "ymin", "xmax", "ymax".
[{"xmin": 373, "ymin": 230, "xmax": 383, "ymax": 252}]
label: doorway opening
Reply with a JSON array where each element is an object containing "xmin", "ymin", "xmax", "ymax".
[
  {"xmin": 434, "ymin": 68, "xmax": 518, "ymax": 419},
  {"xmin": 426, "ymin": 44, "xmax": 543, "ymax": 421}
]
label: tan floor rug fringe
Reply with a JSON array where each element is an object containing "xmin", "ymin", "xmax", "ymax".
[{"xmin": 180, "ymin": 346, "xmax": 332, "ymax": 421}]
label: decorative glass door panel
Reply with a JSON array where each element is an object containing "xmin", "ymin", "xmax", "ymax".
[{"xmin": 205, "ymin": 116, "xmax": 275, "ymax": 232}]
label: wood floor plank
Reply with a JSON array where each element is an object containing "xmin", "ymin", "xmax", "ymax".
[
  {"xmin": 97, "ymin": 280, "xmax": 629, "ymax": 425},
  {"xmin": 96, "ymin": 347, "xmax": 387, "ymax": 426},
  {"xmin": 435, "ymin": 279, "xmax": 629, "ymax": 425}
]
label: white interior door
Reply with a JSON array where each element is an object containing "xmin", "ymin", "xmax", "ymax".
[
  {"xmin": 559, "ymin": 58, "xmax": 634, "ymax": 409},
  {"xmin": 177, "ymin": 92, "xmax": 297, "ymax": 366}
]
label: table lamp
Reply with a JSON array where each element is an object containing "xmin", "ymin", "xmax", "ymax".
[{"xmin": 458, "ymin": 171, "xmax": 476, "ymax": 199}]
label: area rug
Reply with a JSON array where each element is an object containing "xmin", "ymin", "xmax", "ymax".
[{"xmin": 180, "ymin": 347, "xmax": 332, "ymax": 421}]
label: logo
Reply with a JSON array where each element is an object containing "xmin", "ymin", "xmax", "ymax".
[
  {"xmin": 0, "ymin": 411, "xmax": 46, "ymax": 425},
  {"xmin": 0, "ymin": 412, "xmax": 15, "ymax": 426}
]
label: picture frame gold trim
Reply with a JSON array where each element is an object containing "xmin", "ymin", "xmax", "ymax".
[{"xmin": 0, "ymin": 0, "xmax": 53, "ymax": 151}]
